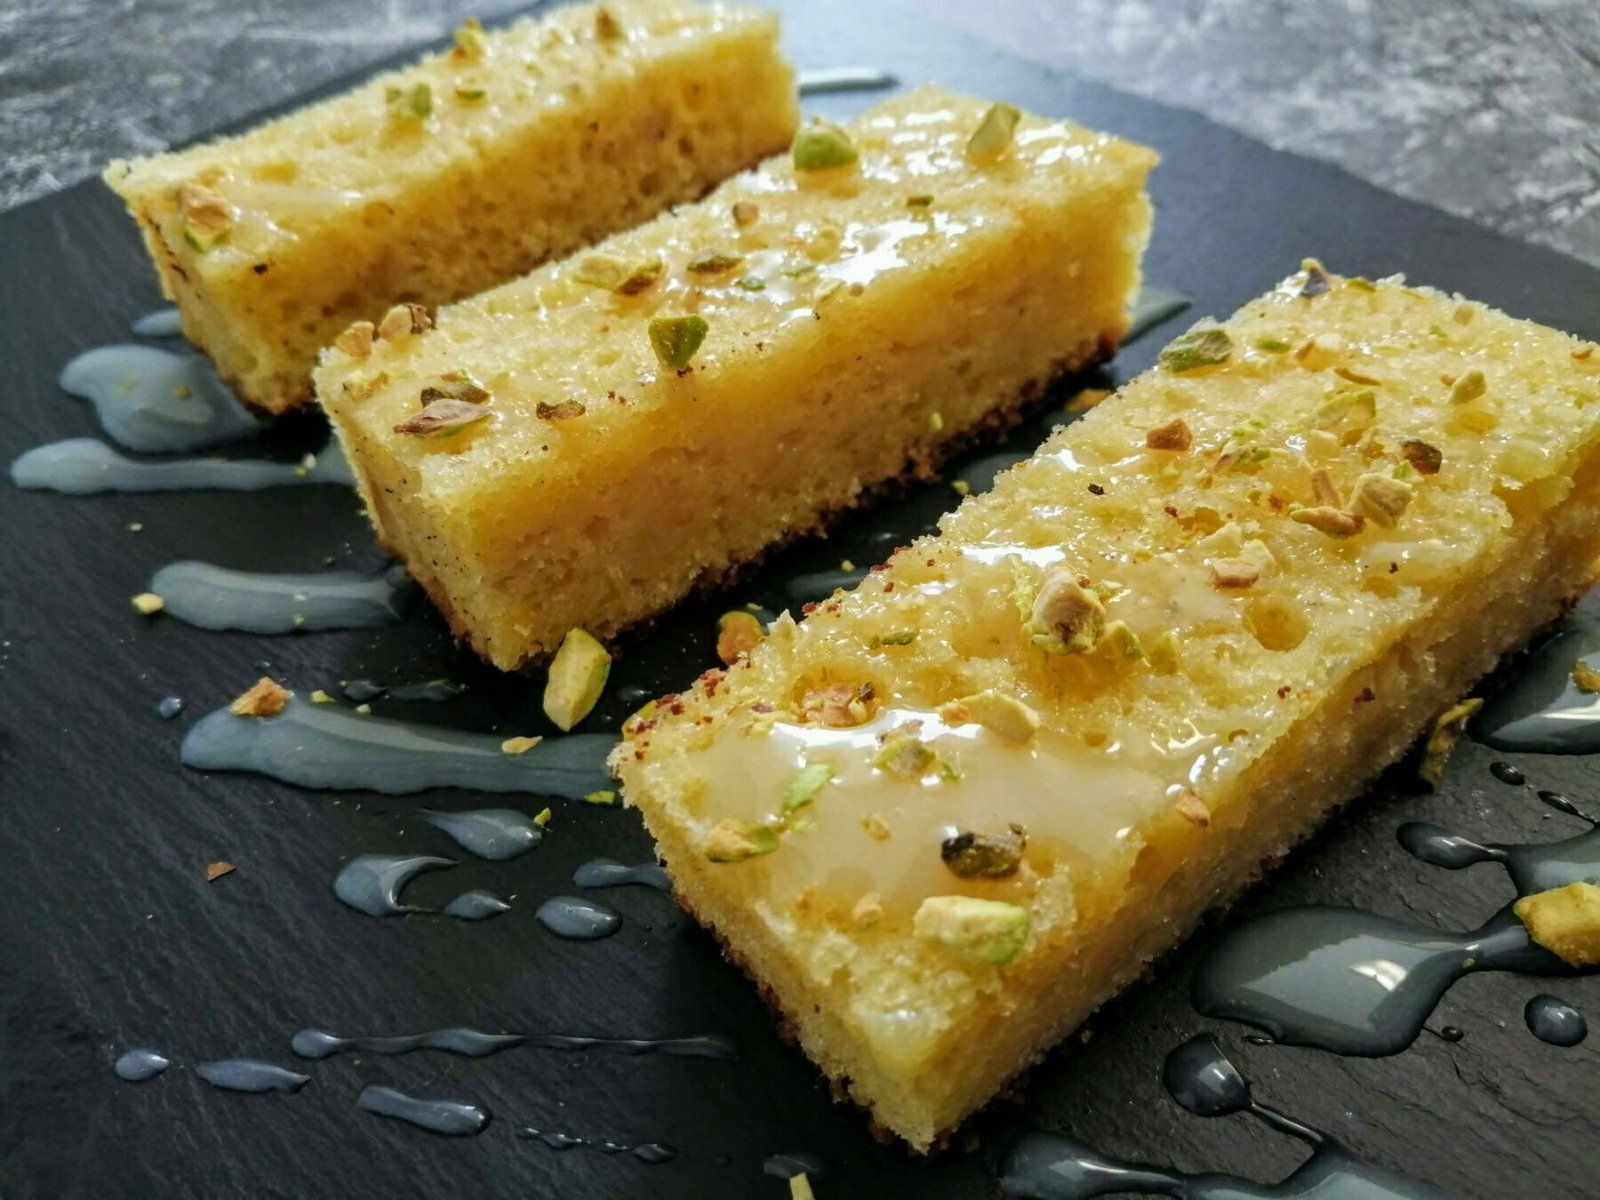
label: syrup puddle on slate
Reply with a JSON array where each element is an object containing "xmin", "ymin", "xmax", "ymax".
[
  {"xmin": 357, "ymin": 1085, "xmax": 489, "ymax": 1136},
  {"xmin": 149, "ymin": 561, "xmax": 414, "ymax": 634},
  {"xmin": 181, "ymin": 694, "xmax": 613, "ymax": 798},
  {"xmin": 1524, "ymin": 994, "xmax": 1587, "ymax": 1046},
  {"xmin": 333, "ymin": 854, "xmax": 455, "ymax": 917},
  {"xmin": 1000, "ymin": 1034, "xmax": 1448, "ymax": 1199},
  {"xmin": 795, "ymin": 67, "xmax": 897, "ymax": 95},
  {"xmin": 113, "ymin": 1048, "xmax": 169, "ymax": 1081},
  {"xmin": 194, "ymin": 1059, "xmax": 309, "ymax": 1094},
  {"xmin": 516, "ymin": 1125, "xmax": 676, "ymax": 1163},
  {"xmin": 60, "ymin": 343, "xmax": 265, "ymax": 453},
  {"xmin": 440, "ymin": 890, "xmax": 511, "ymax": 920},
  {"xmin": 343, "ymin": 678, "xmax": 462, "ymax": 703},
  {"xmin": 155, "ymin": 696, "xmax": 185, "ymax": 719},
  {"xmin": 535, "ymin": 896, "xmax": 622, "ymax": 940},
  {"xmin": 1192, "ymin": 779, "xmax": 1598, "ymax": 1056},
  {"xmin": 764, "ymin": 1150, "xmax": 829, "ymax": 1180},
  {"xmin": 131, "ymin": 308, "xmax": 183, "ymax": 337},
  {"xmin": 11, "ymin": 437, "xmax": 354, "ymax": 495},
  {"xmin": 1473, "ymin": 590, "xmax": 1600, "ymax": 754},
  {"xmin": 292, "ymin": 1026, "xmax": 735, "ymax": 1062},
  {"xmin": 421, "ymin": 808, "xmax": 544, "ymax": 861},
  {"xmin": 572, "ymin": 858, "xmax": 671, "ymax": 892}
]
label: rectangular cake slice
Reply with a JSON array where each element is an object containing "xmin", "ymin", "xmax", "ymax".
[
  {"xmin": 105, "ymin": 0, "xmax": 798, "ymax": 412},
  {"xmin": 611, "ymin": 265, "xmax": 1600, "ymax": 1148},
  {"xmin": 315, "ymin": 87, "xmax": 1156, "ymax": 669}
]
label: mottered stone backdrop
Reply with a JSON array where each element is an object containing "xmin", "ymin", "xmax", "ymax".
[{"xmin": 1, "ymin": 0, "xmax": 1597, "ymax": 266}]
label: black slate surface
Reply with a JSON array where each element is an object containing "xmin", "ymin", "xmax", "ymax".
[{"xmin": 3, "ymin": 4, "xmax": 1600, "ymax": 1197}]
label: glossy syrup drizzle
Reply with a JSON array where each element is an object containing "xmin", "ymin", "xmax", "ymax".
[
  {"xmin": 1473, "ymin": 593, "xmax": 1600, "ymax": 754},
  {"xmin": 516, "ymin": 1125, "xmax": 676, "ymax": 1163},
  {"xmin": 357, "ymin": 1085, "xmax": 489, "ymax": 1136},
  {"xmin": 131, "ymin": 308, "xmax": 183, "ymax": 337},
  {"xmin": 333, "ymin": 854, "xmax": 455, "ymax": 917},
  {"xmin": 1000, "ymin": 1034, "xmax": 1448, "ymax": 1198},
  {"xmin": 421, "ymin": 808, "xmax": 544, "ymax": 861},
  {"xmin": 11, "ymin": 437, "xmax": 355, "ymax": 495},
  {"xmin": 572, "ymin": 859, "xmax": 671, "ymax": 892},
  {"xmin": 1524, "ymin": 994, "xmax": 1587, "ymax": 1047},
  {"xmin": 194, "ymin": 1059, "xmax": 310, "ymax": 1094},
  {"xmin": 292, "ymin": 1026, "xmax": 735, "ymax": 1061},
  {"xmin": 1192, "ymin": 786, "xmax": 1600, "ymax": 1056},
  {"xmin": 181, "ymin": 694, "xmax": 613, "ymax": 798},
  {"xmin": 59, "ymin": 344, "xmax": 264, "ymax": 453},
  {"xmin": 148, "ymin": 561, "xmax": 414, "ymax": 634},
  {"xmin": 535, "ymin": 896, "xmax": 622, "ymax": 940},
  {"xmin": 114, "ymin": 1048, "xmax": 170, "ymax": 1081}
]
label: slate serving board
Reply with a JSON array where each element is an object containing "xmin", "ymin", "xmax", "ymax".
[{"xmin": 3, "ymin": 2, "xmax": 1599, "ymax": 1196}]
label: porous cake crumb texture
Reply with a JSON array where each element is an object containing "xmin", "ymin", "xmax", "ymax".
[
  {"xmin": 614, "ymin": 268, "xmax": 1600, "ymax": 1148},
  {"xmin": 317, "ymin": 87, "xmax": 1156, "ymax": 668},
  {"xmin": 106, "ymin": 1, "xmax": 798, "ymax": 411}
]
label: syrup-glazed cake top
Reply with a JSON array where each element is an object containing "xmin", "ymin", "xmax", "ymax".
[{"xmin": 615, "ymin": 264, "xmax": 1600, "ymax": 1031}]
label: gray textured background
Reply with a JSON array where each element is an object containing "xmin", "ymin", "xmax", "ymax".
[{"xmin": 2, "ymin": 0, "xmax": 1597, "ymax": 266}]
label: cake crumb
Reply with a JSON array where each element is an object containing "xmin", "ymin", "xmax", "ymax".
[
  {"xmin": 230, "ymin": 677, "xmax": 289, "ymax": 717},
  {"xmin": 1515, "ymin": 882, "xmax": 1600, "ymax": 966},
  {"xmin": 130, "ymin": 592, "xmax": 165, "ymax": 615},
  {"xmin": 205, "ymin": 861, "xmax": 236, "ymax": 882},
  {"xmin": 1572, "ymin": 662, "xmax": 1600, "ymax": 693},
  {"xmin": 1145, "ymin": 418, "xmax": 1193, "ymax": 451},
  {"xmin": 502, "ymin": 735, "xmax": 543, "ymax": 754},
  {"xmin": 1210, "ymin": 558, "xmax": 1260, "ymax": 589},
  {"xmin": 333, "ymin": 321, "xmax": 375, "ymax": 358},
  {"xmin": 851, "ymin": 892, "xmax": 884, "ymax": 928},
  {"xmin": 1417, "ymin": 698, "xmax": 1483, "ymax": 788},
  {"xmin": 377, "ymin": 303, "xmax": 432, "ymax": 340}
]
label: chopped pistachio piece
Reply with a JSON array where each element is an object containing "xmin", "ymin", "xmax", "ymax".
[
  {"xmin": 334, "ymin": 321, "xmax": 376, "ymax": 359},
  {"xmin": 1573, "ymin": 662, "xmax": 1600, "ymax": 693},
  {"xmin": 616, "ymin": 259, "xmax": 665, "ymax": 296},
  {"xmin": 1514, "ymin": 882, "xmax": 1600, "ymax": 966},
  {"xmin": 1026, "ymin": 566, "xmax": 1105, "ymax": 654},
  {"xmin": 501, "ymin": 735, "xmax": 542, "ymax": 755},
  {"xmin": 422, "ymin": 371, "xmax": 490, "ymax": 406},
  {"xmin": 130, "ymin": 591, "xmax": 165, "ymax": 616},
  {"xmin": 874, "ymin": 732, "xmax": 937, "ymax": 779},
  {"xmin": 733, "ymin": 275, "xmax": 766, "ymax": 292},
  {"xmin": 941, "ymin": 824, "xmax": 1027, "ymax": 879},
  {"xmin": 583, "ymin": 790, "xmax": 617, "ymax": 805},
  {"xmin": 377, "ymin": 303, "xmax": 432, "ymax": 340},
  {"xmin": 1345, "ymin": 276, "xmax": 1378, "ymax": 292},
  {"xmin": 1291, "ymin": 506, "xmax": 1365, "ymax": 537},
  {"xmin": 1210, "ymin": 558, "xmax": 1260, "ymax": 589},
  {"xmin": 1347, "ymin": 472, "xmax": 1413, "ymax": 528},
  {"xmin": 1252, "ymin": 337, "xmax": 1292, "ymax": 353},
  {"xmin": 1314, "ymin": 389, "xmax": 1376, "ymax": 431},
  {"xmin": 594, "ymin": 5, "xmax": 624, "ymax": 39},
  {"xmin": 790, "ymin": 1173, "xmax": 817, "ymax": 1200},
  {"xmin": 705, "ymin": 818, "xmax": 780, "ymax": 863},
  {"xmin": 533, "ymin": 807, "xmax": 553, "ymax": 827},
  {"xmin": 648, "ymin": 315, "xmax": 709, "ymax": 370},
  {"xmin": 783, "ymin": 762, "xmax": 834, "ymax": 812},
  {"xmin": 394, "ymin": 398, "xmax": 492, "ymax": 439},
  {"xmin": 687, "ymin": 252, "xmax": 744, "ymax": 275},
  {"xmin": 913, "ymin": 895, "xmax": 1030, "ymax": 964},
  {"xmin": 906, "ymin": 193, "xmax": 934, "ymax": 207},
  {"xmin": 309, "ymin": 689, "xmax": 335, "ymax": 704},
  {"xmin": 1102, "ymin": 619, "xmax": 1145, "ymax": 658},
  {"xmin": 176, "ymin": 181, "xmax": 235, "ymax": 252},
  {"xmin": 799, "ymin": 681, "xmax": 877, "ymax": 728},
  {"xmin": 1449, "ymin": 368, "xmax": 1487, "ymax": 404},
  {"xmin": 1147, "ymin": 630, "xmax": 1180, "ymax": 675},
  {"xmin": 1416, "ymin": 697, "xmax": 1483, "ymax": 788},
  {"xmin": 1145, "ymin": 418, "xmax": 1193, "ymax": 451},
  {"xmin": 542, "ymin": 627, "xmax": 611, "ymax": 731},
  {"xmin": 452, "ymin": 17, "xmax": 487, "ymax": 56},
  {"xmin": 1309, "ymin": 467, "xmax": 1342, "ymax": 509},
  {"xmin": 966, "ymin": 101, "xmax": 1022, "ymax": 162},
  {"xmin": 230, "ymin": 677, "xmax": 289, "ymax": 717},
  {"xmin": 1333, "ymin": 365, "xmax": 1384, "ymax": 387},
  {"xmin": 454, "ymin": 82, "xmax": 488, "ymax": 101},
  {"xmin": 1289, "ymin": 257, "xmax": 1332, "ymax": 298},
  {"xmin": 386, "ymin": 82, "xmax": 434, "ymax": 122},
  {"xmin": 1159, "ymin": 325, "xmax": 1232, "ymax": 373},
  {"xmin": 1402, "ymin": 440, "xmax": 1443, "ymax": 475},
  {"xmin": 716, "ymin": 611, "xmax": 764, "ymax": 664},
  {"xmin": 861, "ymin": 814, "xmax": 891, "ymax": 841},
  {"xmin": 535, "ymin": 400, "xmax": 586, "ymax": 421},
  {"xmin": 574, "ymin": 255, "xmax": 625, "ymax": 290},
  {"xmin": 868, "ymin": 630, "xmax": 917, "ymax": 648},
  {"xmin": 791, "ymin": 120, "xmax": 859, "ymax": 171},
  {"xmin": 731, "ymin": 200, "xmax": 760, "ymax": 227},
  {"xmin": 941, "ymin": 689, "xmax": 1040, "ymax": 743}
]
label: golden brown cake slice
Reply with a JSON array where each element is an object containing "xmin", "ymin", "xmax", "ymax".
[
  {"xmin": 611, "ymin": 264, "xmax": 1600, "ymax": 1149},
  {"xmin": 315, "ymin": 87, "xmax": 1156, "ymax": 669},
  {"xmin": 104, "ymin": 0, "xmax": 798, "ymax": 412}
]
